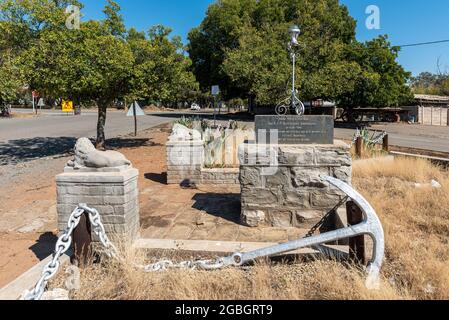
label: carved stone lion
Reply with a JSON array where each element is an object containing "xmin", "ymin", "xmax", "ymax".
[{"xmin": 66, "ymin": 138, "xmax": 131, "ymax": 169}]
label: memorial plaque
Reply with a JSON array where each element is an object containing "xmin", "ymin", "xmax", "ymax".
[{"xmin": 255, "ymin": 115, "xmax": 334, "ymax": 144}]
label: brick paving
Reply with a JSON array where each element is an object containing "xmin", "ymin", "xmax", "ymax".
[{"xmin": 139, "ymin": 183, "xmax": 308, "ymax": 243}]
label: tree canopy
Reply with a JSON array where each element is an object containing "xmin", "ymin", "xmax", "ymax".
[
  {"xmin": 411, "ymin": 72, "xmax": 449, "ymax": 96},
  {"xmin": 0, "ymin": 0, "xmax": 198, "ymax": 147},
  {"xmin": 188, "ymin": 0, "xmax": 412, "ymax": 108}
]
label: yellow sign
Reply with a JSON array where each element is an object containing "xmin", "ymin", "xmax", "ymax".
[{"xmin": 62, "ymin": 100, "xmax": 73, "ymax": 113}]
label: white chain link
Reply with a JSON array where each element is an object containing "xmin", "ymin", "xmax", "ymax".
[
  {"xmin": 22, "ymin": 207, "xmax": 85, "ymax": 300},
  {"xmin": 24, "ymin": 204, "xmax": 235, "ymax": 300},
  {"xmin": 351, "ymin": 129, "xmax": 387, "ymax": 146},
  {"xmin": 78, "ymin": 204, "xmax": 229, "ymax": 273}
]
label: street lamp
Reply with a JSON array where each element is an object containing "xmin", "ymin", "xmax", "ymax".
[
  {"xmin": 275, "ymin": 25, "xmax": 305, "ymax": 116},
  {"xmin": 288, "ymin": 25, "xmax": 301, "ymax": 46},
  {"xmin": 288, "ymin": 25, "xmax": 304, "ymax": 116}
]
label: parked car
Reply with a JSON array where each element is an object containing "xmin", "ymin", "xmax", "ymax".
[{"xmin": 191, "ymin": 103, "xmax": 201, "ymax": 111}]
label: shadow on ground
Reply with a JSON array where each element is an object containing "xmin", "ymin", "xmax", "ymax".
[
  {"xmin": 0, "ymin": 137, "xmax": 77, "ymax": 165},
  {"xmin": 192, "ymin": 193, "xmax": 241, "ymax": 224},
  {"xmin": 107, "ymin": 137, "xmax": 161, "ymax": 149},
  {"xmin": 29, "ymin": 232, "xmax": 58, "ymax": 261},
  {"xmin": 148, "ymin": 112, "xmax": 255, "ymax": 123},
  {"xmin": 0, "ymin": 136, "xmax": 161, "ymax": 165},
  {"xmin": 144, "ymin": 172, "xmax": 167, "ymax": 185}
]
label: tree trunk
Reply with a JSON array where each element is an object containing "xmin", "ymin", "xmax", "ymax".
[{"xmin": 96, "ymin": 102, "xmax": 108, "ymax": 150}]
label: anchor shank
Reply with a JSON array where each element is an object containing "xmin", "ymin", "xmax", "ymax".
[{"xmin": 240, "ymin": 225, "xmax": 367, "ymax": 264}]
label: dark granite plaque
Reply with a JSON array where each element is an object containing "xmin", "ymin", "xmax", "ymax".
[{"xmin": 255, "ymin": 115, "xmax": 334, "ymax": 144}]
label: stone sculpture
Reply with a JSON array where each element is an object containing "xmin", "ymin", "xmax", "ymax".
[
  {"xmin": 66, "ymin": 138, "xmax": 131, "ymax": 170},
  {"xmin": 169, "ymin": 124, "xmax": 202, "ymax": 142}
]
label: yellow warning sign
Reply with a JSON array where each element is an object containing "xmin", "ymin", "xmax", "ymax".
[{"xmin": 62, "ymin": 100, "xmax": 73, "ymax": 113}]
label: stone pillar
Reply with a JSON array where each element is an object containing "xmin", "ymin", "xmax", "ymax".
[
  {"xmin": 239, "ymin": 141, "xmax": 352, "ymax": 228},
  {"xmin": 56, "ymin": 167, "xmax": 140, "ymax": 242},
  {"xmin": 166, "ymin": 140, "xmax": 204, "ymax": 185}
]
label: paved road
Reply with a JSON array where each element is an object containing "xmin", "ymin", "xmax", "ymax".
[
  {"xmin": 334, "ymin": 124, "xmax": 449, "ymax": 154},
  {"xmin": 0, "ymin": 111, "xmax": 180, "ymax": 165},
  {"xmin": 0, "ymin": 111, "xmax": 178, "ymax": 141},
  {"xmin": 2, "ymin": 110, "xmax": 449, "ymax": 165}
]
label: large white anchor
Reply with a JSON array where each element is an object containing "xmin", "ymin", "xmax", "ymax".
[{"xmin": 217, "ymin": 176, "xmax": 385, "ymax": 289}]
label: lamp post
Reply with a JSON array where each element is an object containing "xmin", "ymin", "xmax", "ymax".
[
  {"xmin": 288, "ymin": 25, "xmax": 304, "ymax": 116},
  {"xmin": 275, "ymin": 25, "xmax": 305, "ymax": 116}
]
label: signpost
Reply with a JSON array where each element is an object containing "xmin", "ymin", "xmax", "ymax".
[
  {"xmin": 37, "ymin": 98, "xmax": 45, "ymax": 112},
  {"xmin": 32, "ymin": 91, "xmax": 39, "ymax": 114},
  {"xmin": 62, "ymin": 100, "xmax": 74, "ymax": 115},
  {"xmin": 211, "ymin": 85, "xmax": 220, "ymax": 127},
  {"xmin": 127, "ymin": 101, "xmax": 145, "ymax": 136}
]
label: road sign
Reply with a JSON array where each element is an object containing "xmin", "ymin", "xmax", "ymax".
[
  {"xmin": 32, "ymin": 90, "xmax": 39, "ymax": 98},
  {"xmin": 37, "ymin": 98, "xmax": 45, "ymax": 108},
  {"xmin": 127, "ymin": 101, "xmax": 145, "ymax": 137},
  {"xmin": 211, "ymin": 85, "xmax": 220, "ymax": 96},
  {"xmin": 126, "ymin": 101, "xmax": 145, "ymax": 117},
  {"xmin": 62, "ymin": 100, "xmax": 74, "ymax": 113}
]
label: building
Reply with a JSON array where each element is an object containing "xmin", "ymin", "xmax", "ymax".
[{"xmin": 407, "ymin": 94, "xmax": 449, "ymax": 126}]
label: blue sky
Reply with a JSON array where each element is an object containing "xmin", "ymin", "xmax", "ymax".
[{"xmin": 80, "ymin": 0, "xmax": 449, "ymax": 76}]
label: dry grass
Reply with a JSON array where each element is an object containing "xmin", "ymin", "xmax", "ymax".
[{"xmin": 52, "ymin": 157, "xmax": 449, "ymax": 300}]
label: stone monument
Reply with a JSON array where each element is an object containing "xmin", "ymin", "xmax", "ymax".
[
  {"xmin": 239, "ymin": 115, "xmax": 352, "ymax": 228},
  {"xmin": 56, "ymin": 138, "xmax": 140, "ymax": 242}
]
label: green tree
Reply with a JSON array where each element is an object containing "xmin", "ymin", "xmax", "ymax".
[
  {"xmin": 189, "ymin": 0, "xmax": 411, "ymax": 108},
  {"xmin": 340, "ymin": 36, "xmax": 413, "ymax": 108},
  {"xmin": 127, "ymin": 25, "xmax": 198, "ymax": 106},
  {"xmin": 0, "ymin": 51, "xmax": 23, "ymax": 106},
  {"xmin": 22, "ymin": 21, "xmax": 134, "ymax": 148},
  {"xmin": 411, "ymin": 72, "xmax": 449, "ymax": 96},
  {"xmin": 103, "ymin": 0, "xmax": 126, "ymax": 38},
  {"xmin": 6, "ymin": 0, "xmax": 134, "ymax": 148},
  {"xmin": 0, "ymin": 0, "xmax": 81, "ymax": 105}
]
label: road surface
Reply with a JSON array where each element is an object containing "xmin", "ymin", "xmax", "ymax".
[
  {"xmin": 0, "ymin": 111, "xmax": 178, "ymax": 141},
  {"xmin": 334, "ymin": 124, "xmax": 449, "ymax": 154},
  {"xmin": 0, "ymin": 111, "xmax": 179, "ymax": 165},
  {"xmin": 1, "ymin": 110, "xmax": 449, "ymax": 165}
]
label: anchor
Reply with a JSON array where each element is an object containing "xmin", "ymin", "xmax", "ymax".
[{"xmin": 217, "ymin": 176, "xmax": 385, "ymax": 289}]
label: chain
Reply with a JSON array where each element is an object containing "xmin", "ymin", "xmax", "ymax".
[
  {"xmin": 23, "ymin": 195, "xmax": 350, "ymax": 300},
  {"xmin": 22, "ymin": 207, "xmax": 85, "ymax": 300},
  {"xmin": 305, "ymin": 196, "xmax": 349, "ymax": 238},
  {"xmin": 79, "ymin": 204, "xmax": 121, "ymax": 261},
  {"xmin": 79, "ymin": 204, "xmax": 227, "ymax": 273},
  {"xmin": 351, "ymin": 129, "xmax": 362, "ymax": 146},
  {"xmin": 351, "ymin": 129, "xmax": 387, "ymax": 147},
  {"xmin": 370, "ymin": 131, "xmax": 388, "ymax": 145}
]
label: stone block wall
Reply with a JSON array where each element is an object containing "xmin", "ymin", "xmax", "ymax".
[
  {"xmin": 239, "ymin": 141, "xmax": 352, "ymax": 228},
  {"xmin": 166, "ymin": 140, "xmax": 240, "ymax": 185},
  {"xmin": 201, "ymin": 168, "xmax": 240, "ymax": 185},
  {"xmin": 166, "ymin": 140, "xmax": 203, "ymax": 185},
  {"xmin": 56, "ymin": 168, "xmax": 140, "ymax": 242}
]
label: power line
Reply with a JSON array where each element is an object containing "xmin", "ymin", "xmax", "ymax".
[{"xmin": 398, "ymin": 39, "xmax": 449, "ymax": 48}]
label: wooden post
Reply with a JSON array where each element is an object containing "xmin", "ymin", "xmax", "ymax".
[
  {"xmin": 71, "ymin": 212, "xmax": 92, "ymax": 267},
  {"xmin": 346, "ymin": 201, "xmax": 366, "ymax": 265},
  {"xmin": 382, "ymin": 134, "xmax": 389, "ymax": 152},
  {"xmin": 355, "ymin": 136, "xmax": 363, "ymax": 158}
]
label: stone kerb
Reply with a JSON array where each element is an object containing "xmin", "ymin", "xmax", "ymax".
[
  {"xmin": 56, "ymin": 167, "xmax": 140, "ymax": 242},
  {"xmin": 239, "ymin": 141, "xmax": 352, "ymax": 228}
]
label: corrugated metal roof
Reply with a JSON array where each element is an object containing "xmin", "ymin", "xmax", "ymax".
[{"xmin": 414, "ymin": 94, "xmax": 449, "ymax": 102}]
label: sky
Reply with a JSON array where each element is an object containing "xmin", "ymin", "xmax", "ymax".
[{"xmin": 80, "ymin": 0, "xmax": 449, "ymax": 76}]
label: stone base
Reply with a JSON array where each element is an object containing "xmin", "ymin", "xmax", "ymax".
[
  {"xmin": 166, "ymin": 140, "xmax": 204, "ymax": 185},
  {"xmin": 166, "ymin": 139, "xmax": 240, "ymax": 185},
  {"xmin": 56, "ymin": 167, "xmax": 140, "ymax": 242},
  {"xmin": 239, "ymin": 141, "xmax": 352, "ymax": 228}
]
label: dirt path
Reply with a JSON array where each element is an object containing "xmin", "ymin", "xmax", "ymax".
[{"xmin": 0, "ymin": 124, "xmax": 171, "ymax": 287}]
